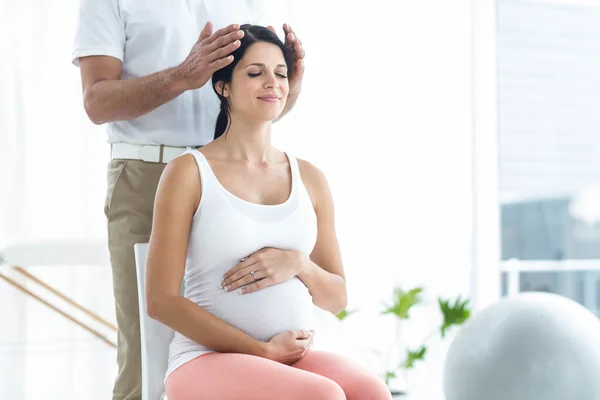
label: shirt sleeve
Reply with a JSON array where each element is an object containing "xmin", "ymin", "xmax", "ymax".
[{"xmin": 71, "ymin": 0, "xmax": 126, "ymax": 67}]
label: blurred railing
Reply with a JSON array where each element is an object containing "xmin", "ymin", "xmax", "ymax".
[{"xmin": 500, "ymin": 259, "xmax": 600, "ymax": 316}]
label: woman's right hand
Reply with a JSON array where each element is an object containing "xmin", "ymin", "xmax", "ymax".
[{"xmin": 265, "ymin": 330, "xmax": 315, "ymax": 365}]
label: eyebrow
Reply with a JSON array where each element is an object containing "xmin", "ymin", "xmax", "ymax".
[{"xmin": 244, "ymin": 63, "xmax": 288, "ymax": 69}]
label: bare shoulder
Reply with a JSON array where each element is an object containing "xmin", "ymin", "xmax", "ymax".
[
  {"xmin": 297, "ymin": 157, "xmax": 327, "ymax": 182},
  {"xmin": 162, "ymin": 152, "xmax": 200, "ymax": 186},
  {"xmin": 157, "ymin": 153, "xmax": 201, "ymax": 210},
  {"xmin": 296, "ymin": 158, "xmax": 331, "ymax": 208}
]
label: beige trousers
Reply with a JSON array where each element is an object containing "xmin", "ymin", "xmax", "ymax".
[{"xmin": 104, "ymin": 159, "xmax": 166, "ymax": 400}]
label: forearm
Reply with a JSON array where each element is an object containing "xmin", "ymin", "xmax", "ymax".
[
  {"xmin": 297, "ymin": 260, "xmax": 347, "ymax": 314},
  {"xmin": 148, "ymin": 295, "xmax": 269, "ymax": 357},
  {"xmin": 84, "ymin": 67, "xmax": 187, "ymax": 124}
]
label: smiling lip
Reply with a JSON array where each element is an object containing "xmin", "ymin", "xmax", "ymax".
[{"xmin": 258, "ymin": 96, "xmax": 280, "ymax": 103}]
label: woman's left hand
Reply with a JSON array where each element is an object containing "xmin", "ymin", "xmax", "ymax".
[{"xmin": 220, "ymin": 248, "xmax": 308, "ymax": 294}]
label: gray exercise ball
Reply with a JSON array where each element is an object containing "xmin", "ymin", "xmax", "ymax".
[{"xmin": 444, "ymin": 291, "xmax": 600, "ymax": 400}]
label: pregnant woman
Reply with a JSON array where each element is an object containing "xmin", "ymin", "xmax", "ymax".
[{"xmin": 145, "ymin": 24, "xmax": 391, "ymax": 400}]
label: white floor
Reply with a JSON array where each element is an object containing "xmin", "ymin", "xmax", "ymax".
[{"xmin": 0, "ymin": 265, "xmax": 117, "ymax": 400}]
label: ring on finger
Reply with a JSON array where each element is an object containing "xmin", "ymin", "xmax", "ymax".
[{"xmin": 250, "ymin": 271, "xmax": 257, "ymax": 281}]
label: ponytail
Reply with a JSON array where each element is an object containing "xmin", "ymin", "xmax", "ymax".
[{"xmin": 214, "ymin": 100, "xmax": 230, "ymax": 140}]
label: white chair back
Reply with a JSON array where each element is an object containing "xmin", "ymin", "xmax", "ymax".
[{"xmin": 134, "ymin": 243, "xmax": 175, "ymax": 400}]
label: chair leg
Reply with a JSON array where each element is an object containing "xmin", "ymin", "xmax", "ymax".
[
  {"xmin": 13, "ymin": 266, "xmax": 118, "ymax": 332},
  {"xmin": 0, "ymin": 270, "xmax": 117, "ymax": 349}
]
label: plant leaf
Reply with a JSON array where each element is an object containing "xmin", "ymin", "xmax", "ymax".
[
  {"xmin": 335, "ymin": 308, "xmax": 358, "ymax": 321},
  {"xmin": 381, "ymin": 287, "xmax": 423, "ymax": 319},
  {"xmin": 404, "ymin": 345, "xmax": 427, "ymax": 369},
  {"xmin": 383, "ymin": 370, "xmax": 397, "ymax": 385},
  {"xmin": 439, "ymin": 295, "xmax": 471, "ymax": 337}
]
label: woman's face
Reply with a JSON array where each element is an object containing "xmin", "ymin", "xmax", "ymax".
[{"xmin": 224, "ymin": 41, "xmax": 289, "ymax": 123}]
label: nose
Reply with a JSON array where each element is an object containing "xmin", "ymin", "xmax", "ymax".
[{"xmin": 264, "ymin": 73, "xmax": 279, "ymax": 89}]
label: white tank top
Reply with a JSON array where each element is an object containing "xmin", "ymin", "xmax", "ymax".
[{"xmin": 165, "ymin": 149, "xmax": 318, "ymax": 380}]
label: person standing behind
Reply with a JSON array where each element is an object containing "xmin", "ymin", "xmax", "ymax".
[{"xmin": 71, "ymin": 1, "xmax": 305, "ymax": 399}]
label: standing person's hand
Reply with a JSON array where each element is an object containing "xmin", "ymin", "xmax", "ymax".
[
  {"xmin": 176, "ymin": 22, "xmax": 244, "ymax": 91},
  {"xmin": 265, "ymin": 330, "xmax": 315, "ymax": 364},
  {"xmin": 282, "ymin": 24, "xmax": 305, "ymax": 96},
  {"xmin": 267, "ymin": 24, "xmax": 305, "ymax": 95}
]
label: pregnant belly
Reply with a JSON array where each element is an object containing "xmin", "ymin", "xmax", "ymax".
[{"xmin": 204, "ymin": 277, "xmax": 315, "ymax": 342}]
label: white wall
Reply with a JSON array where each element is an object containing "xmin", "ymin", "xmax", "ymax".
[{"xmin": 498, "ymin": 0, "xmax": 600, "ymax": 202}]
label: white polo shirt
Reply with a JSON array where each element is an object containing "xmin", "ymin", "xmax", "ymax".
[{"xmin": 72, "ymin": 0, "xmax": 284, "ymax": 147}]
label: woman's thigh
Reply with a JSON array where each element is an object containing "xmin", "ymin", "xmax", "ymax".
[
  {"xmin": 165, "ymin": 352, "xmax": 345, "ymax": 400},
  {"xmin": 291, "ymin": 350, "xmax": 392, "ymax": 400}
]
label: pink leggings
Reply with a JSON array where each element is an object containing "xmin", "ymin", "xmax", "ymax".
[{"xmin": 166, "ymin": 350, "xmax": 392, "ymax": 400}]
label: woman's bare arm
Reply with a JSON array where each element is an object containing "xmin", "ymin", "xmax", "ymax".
[{"xmin": 296, "ymin": 159, "xmax": 348, "ymax": 314}]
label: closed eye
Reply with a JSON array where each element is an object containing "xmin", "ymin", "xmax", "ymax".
[{"xmin": 248, "ymin": 72, "xmax": 288, "ymax": 79}]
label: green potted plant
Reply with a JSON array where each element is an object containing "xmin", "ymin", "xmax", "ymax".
[{"xmin": 337, "ymin": 287, "xmax": 471, "ymax": 397}]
